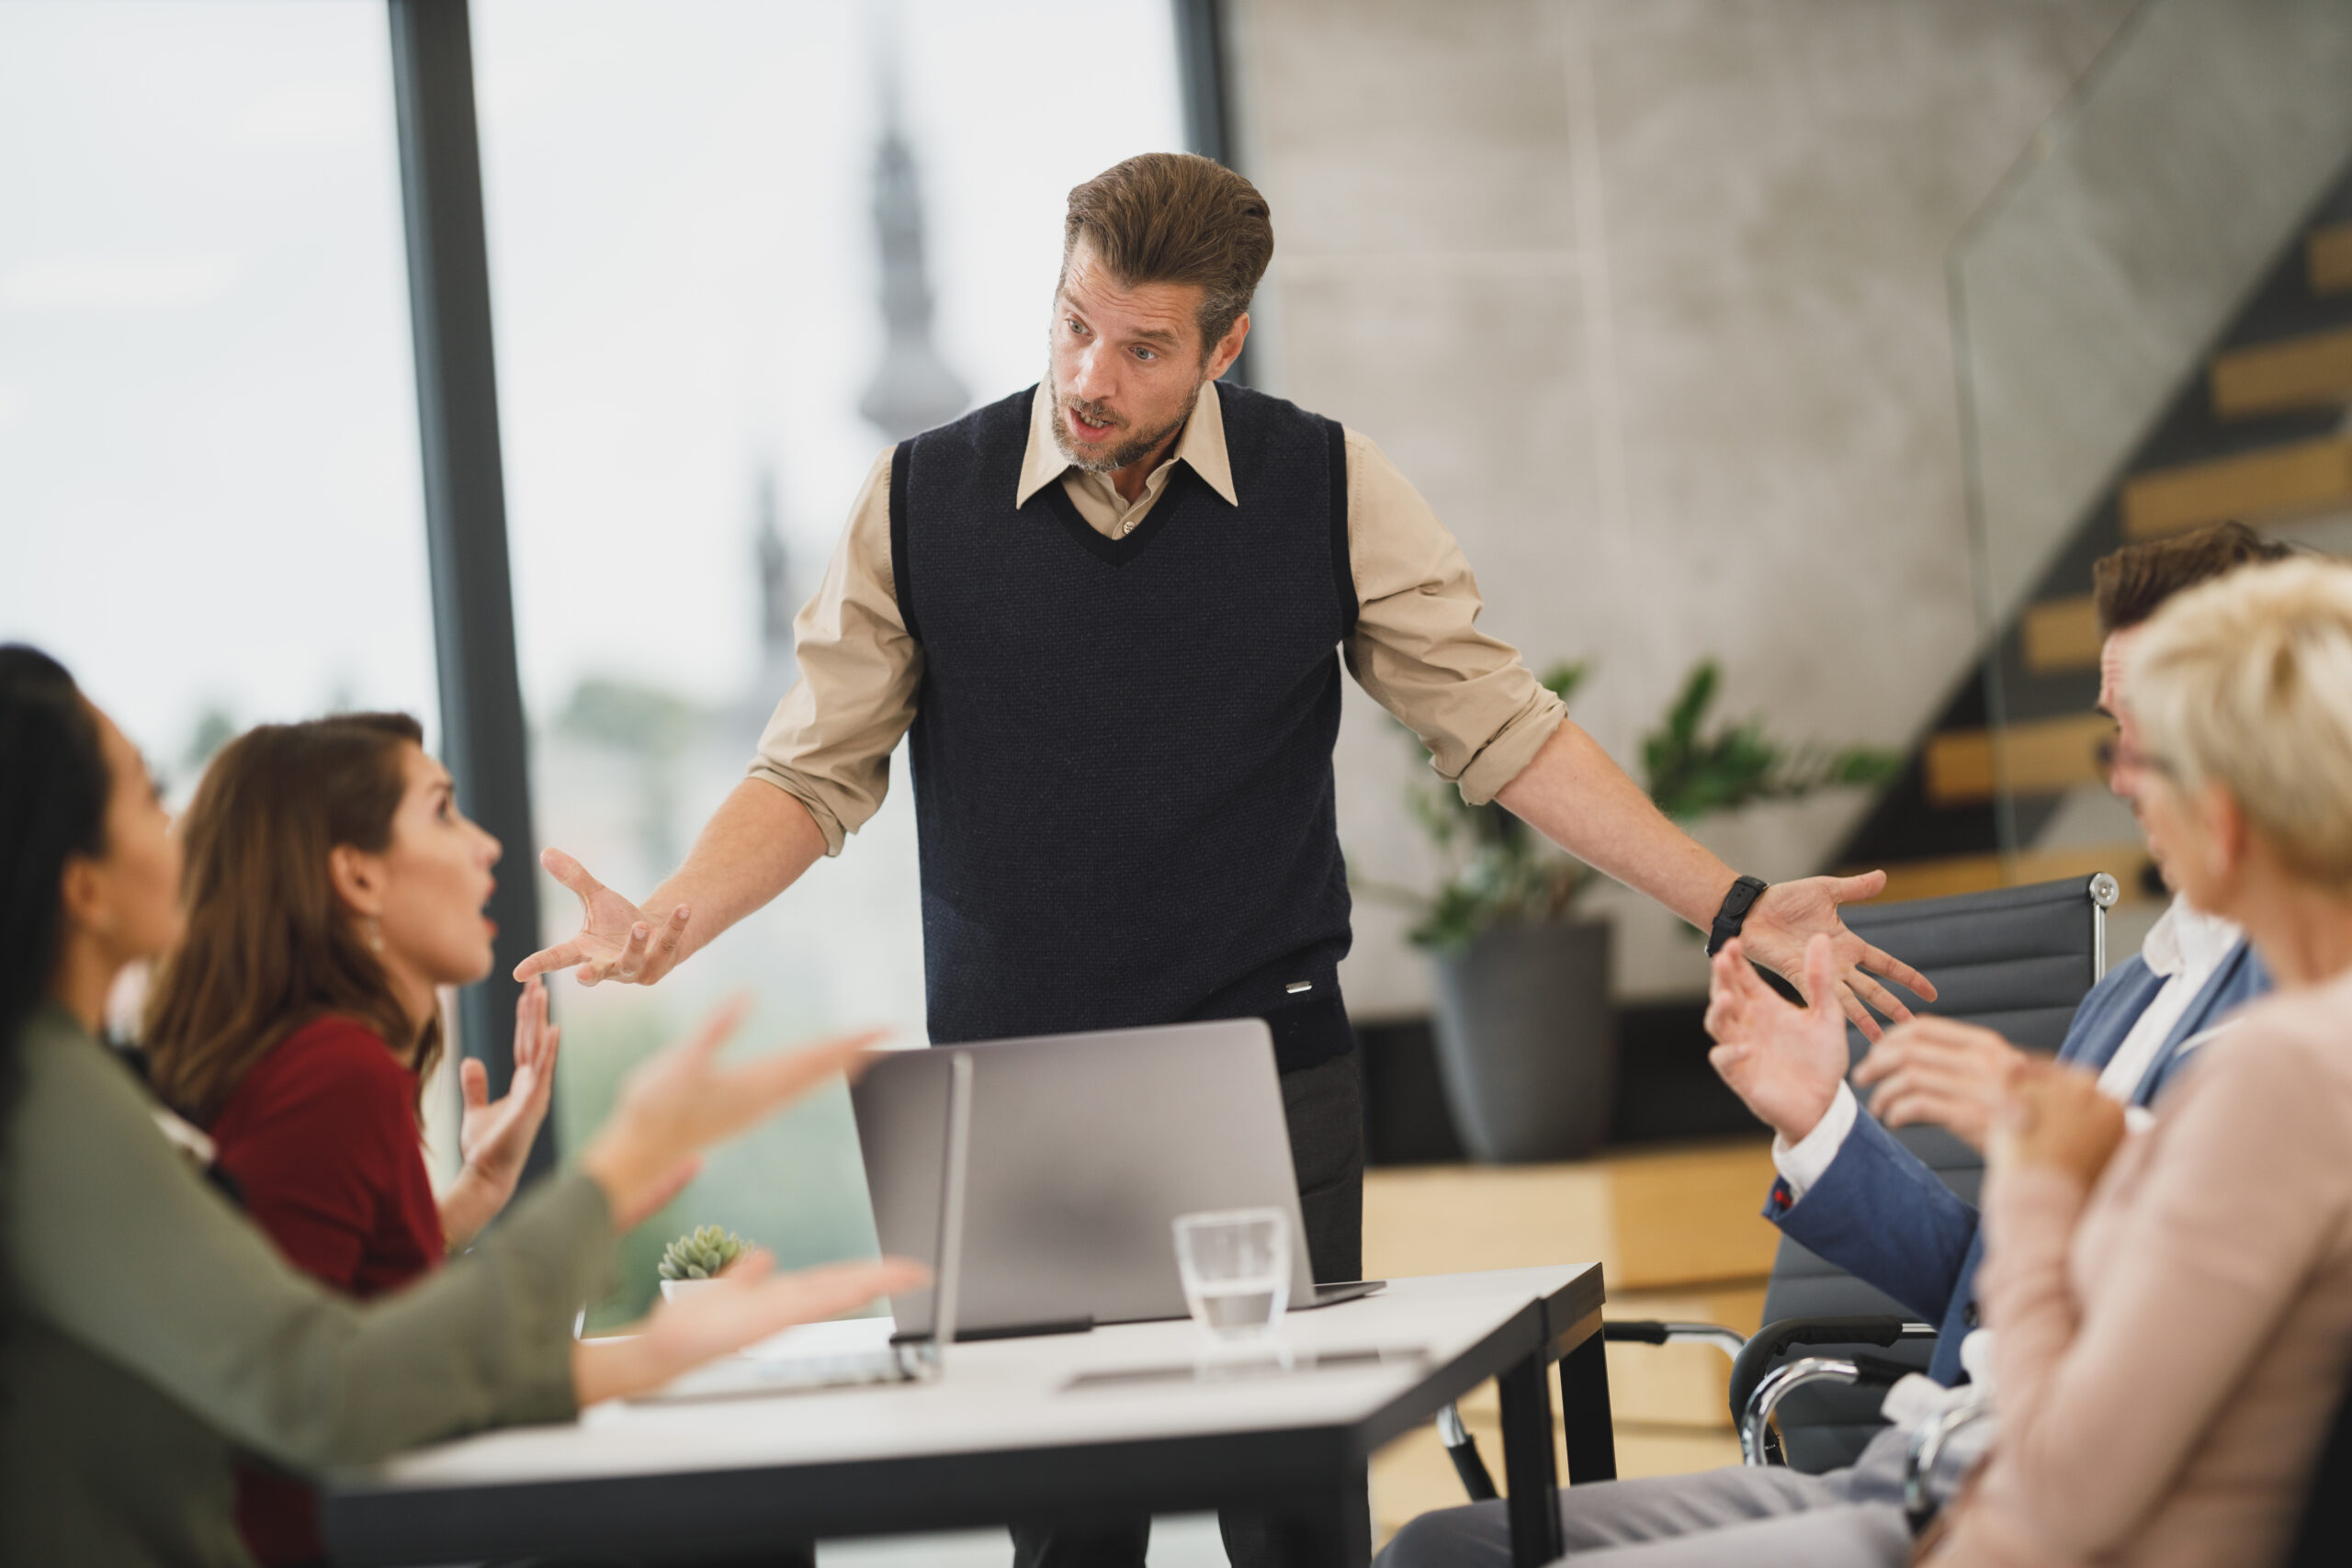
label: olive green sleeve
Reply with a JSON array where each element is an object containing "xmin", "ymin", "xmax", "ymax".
[{"xmin": 6, "ymin": 1010, "xmax": 617, "ymax": 1472}]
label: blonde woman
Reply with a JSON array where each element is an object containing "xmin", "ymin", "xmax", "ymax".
[
  {"xmin": 1664, "ymin": 558, "xmax": 2352, "ymax": 1568},
  {"xmin": 1906, "ymin": 558, "xmax": 2352, "ymax": 1565}
]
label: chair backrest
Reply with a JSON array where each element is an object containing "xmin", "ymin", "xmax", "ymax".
[{"xmin": 1756, "ymin": 873, "xmax": 2117, "ymax": 1470}]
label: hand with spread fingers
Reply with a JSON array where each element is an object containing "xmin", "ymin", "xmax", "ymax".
[
  {"xmin": 1989, "ymin": 1057, "xmax": 2128, "ymax": 1191},
  {"xmin": 1703, "ymin": 934, "xmax": 1852, "ymax": 1145},
  {"xmin": 575, "ymin": 996, "xmax": 890, "ymax": 1224},
  {"xmin": 1734, "ymin": 871, "xmax": 1939, "ymax": 1043},
  {"xmin": 439, "ymin": 974, "xmax": 564, "ymax": 1248},
  {"xmin": 1853, "ymin": 1016, "xmax": 2031, "ymax": 1153},
  {"xmin": 514, "ymin": 847, "xmax": 694, "ymax": 988},
  {"xmin": 572, "ymin": 1252, "xmax": 931, "ymax": 1407}
]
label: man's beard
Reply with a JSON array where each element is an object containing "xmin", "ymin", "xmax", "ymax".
[{"xmin": 1046, "ymin": 367, "xmax": 1199, "ymax": 474}]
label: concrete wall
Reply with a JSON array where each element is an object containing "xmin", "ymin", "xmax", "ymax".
[{"xmin": 1227, "ymin": 0, "xmax": 2135, "ymax": 1010}]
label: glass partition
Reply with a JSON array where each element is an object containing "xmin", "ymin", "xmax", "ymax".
[
  {"xmin": 472, "ymin": 0, "xmax": 1187, "ymax": 1324},
  {"xmin": 1951, "ymin": 0, "xmax": 2352, "ymax": 867}
]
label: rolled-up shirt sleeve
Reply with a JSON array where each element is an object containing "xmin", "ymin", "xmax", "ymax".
[
  {"xmin": 748, "ymin": 448, "xmax": 925, "ymax": 855},
  {"xmin": 1343, "ymin": 430, "xmax": 1566, "ymax": 804}
]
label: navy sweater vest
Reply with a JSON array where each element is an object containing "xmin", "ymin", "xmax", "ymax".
[{"xmin": 889, "ymin": 383, "xmax": 1358, "ymax": 1071}]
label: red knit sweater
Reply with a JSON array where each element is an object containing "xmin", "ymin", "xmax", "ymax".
[{"xmin": 207, "ymin": 1016, "xmax": 442, "ymax": 1566}]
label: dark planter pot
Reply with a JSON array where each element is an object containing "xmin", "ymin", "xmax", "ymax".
[{"xmin": 1430, "ymin": 919, "xmax": 1617, "ymax": 1163}]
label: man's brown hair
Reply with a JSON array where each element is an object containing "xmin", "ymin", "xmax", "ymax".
[
  {"xmin": 1063, "ymin": 152, "xmax": 1272, "ymax": 358},
  {"xmin": 145, "ymin": 713, "xmax": 438, "ymax": 1123},
  {"xmin": 2093, "ymin": 521, "xmax": 2295, "ymax": 635}
]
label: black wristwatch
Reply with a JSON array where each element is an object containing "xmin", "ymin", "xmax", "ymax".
[{"xmin": 1705, "ymin": 874, "xmax": 1770, "ymax": 957}]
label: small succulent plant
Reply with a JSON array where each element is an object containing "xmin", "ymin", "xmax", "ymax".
[{"xmin": 658, "ymin": 1224, "xmax": 747, "ymax": 1282}]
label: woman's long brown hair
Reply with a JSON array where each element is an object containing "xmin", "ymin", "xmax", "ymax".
[{"xmin": 144, "ymin": 713, "xmax": 441, "ymax": 1123}]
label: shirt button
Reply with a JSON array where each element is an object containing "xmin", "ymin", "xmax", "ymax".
[{"xmin": 1121, "ymin": 518, "xmax": 1137, "ymax": 536}]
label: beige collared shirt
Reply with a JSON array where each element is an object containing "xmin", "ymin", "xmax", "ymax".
[{"xmin": 751, "ymin": 379, "xmax": 1566, "ymax": 852}]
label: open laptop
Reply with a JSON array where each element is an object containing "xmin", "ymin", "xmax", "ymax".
[
  {"xmin": 853, "ymin": 1020, "xmax": 1381, "ymax": 1341},
  {"xmin": 629, "ymin": 1051, "xmax": 972, "ymax": 1403}
]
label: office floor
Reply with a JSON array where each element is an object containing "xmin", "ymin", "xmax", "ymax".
[{"xmin": 822, "ymin": 1141, "xmax": 1775, "ymax": 1564}]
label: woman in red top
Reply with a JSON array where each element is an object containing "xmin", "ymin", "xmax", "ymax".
[{"xmin": 143, "ymin": 713, "xmax": 564, "ymax": 1566}]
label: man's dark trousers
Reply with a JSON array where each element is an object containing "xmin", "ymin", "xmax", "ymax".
[{"xmin": 1009, "ymin": 1049, "xmax": 1369, "ymax": 1568}]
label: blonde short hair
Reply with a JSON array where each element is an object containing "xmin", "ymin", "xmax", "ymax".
[{"xmin": 2128, "ymin": 557, "xmax": 2352, "ymax": 889}]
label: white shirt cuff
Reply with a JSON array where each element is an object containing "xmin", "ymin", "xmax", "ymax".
[{"xmin": 1771, "ymin": 1080, "xmax": 1859, "ymax": 1204}]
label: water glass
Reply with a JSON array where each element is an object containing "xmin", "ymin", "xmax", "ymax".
[{"xmin": 1172, "ymin": 1207, "xmax": 1293, "ymax": 1339}]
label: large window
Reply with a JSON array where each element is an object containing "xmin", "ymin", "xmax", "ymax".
[
  {"xmin": 472, "ymin": 0, "xmax": 1187, "ymax": 1320},
  {"xmin": 0, "ymin": 1, "xmax": 440, "ymax": 782},
  {"xmin": 0, "ymin": 0, "xmax": 444, "ymax": 1114},
  {"xmin": 0, "ymin": 0, "xmax": 446, "ymax": 1148}
]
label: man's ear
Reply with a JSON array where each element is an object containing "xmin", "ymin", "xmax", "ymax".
[
  {"xmin": 328, "ymin": 843, "xmax": 387, "ymax": 919},
  {"xmin": 1204, "ymin": 311, "xmax": 1250, "ymax": 381}
]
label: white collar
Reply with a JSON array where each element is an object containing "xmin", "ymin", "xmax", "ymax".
[{"xmin": 2141, "ymin": 893, "xmax": 2241, "ymax": 980}]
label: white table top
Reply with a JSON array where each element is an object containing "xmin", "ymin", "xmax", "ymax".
[{"xmin": 340, "ymin": 1265, "xmax": 1599, "ymax": 1494}]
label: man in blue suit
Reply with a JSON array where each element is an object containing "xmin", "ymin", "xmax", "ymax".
[{"xmin": 1378, "ymin": 523, "xmax": 2288, "ymax": 1568}]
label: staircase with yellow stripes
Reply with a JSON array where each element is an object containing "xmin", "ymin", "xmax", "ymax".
[{"xmin": 1835, "ymin": 194, "xmax": 2352, "ymax": 903}]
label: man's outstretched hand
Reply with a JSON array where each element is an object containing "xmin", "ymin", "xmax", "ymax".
[
  {"xmin": 514, "ymin": 847, "xmax": 693, "ymax": 987},
  {"xmin": 1735, "ymin": 871, "xmax": 1937, "ymax": 1042}
]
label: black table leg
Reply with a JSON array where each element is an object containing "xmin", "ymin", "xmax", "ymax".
[
  {"xmin": 1497, "ymin": 1353, "xmax": 1565, "ymax": 1568},
  {"xmin": 1221, "ymin": 1472, "xmax": 1372, "ymax": 1568},
  {"xmin": 1557, "ymin": 1330, "xmax": 1618, "ymax": 1483}
]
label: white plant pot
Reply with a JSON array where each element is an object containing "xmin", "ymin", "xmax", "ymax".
[{"xmin": 659, "ymin": 1277, "xmax": 727, "ymax": 1305}]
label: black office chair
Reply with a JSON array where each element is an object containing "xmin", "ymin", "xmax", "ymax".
[{"xmin": 1438, "ymin": 873, "xmax": 2120, "ymax": 1495}]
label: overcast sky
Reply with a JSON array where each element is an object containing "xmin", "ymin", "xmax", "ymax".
[{"xmin": 0, "ymin": 0, "xmax": 1182, "ymax": 767}]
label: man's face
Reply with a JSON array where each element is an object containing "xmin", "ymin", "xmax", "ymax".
[
  {"xmin": 1046, "ymin": 241, "xmax": 1238, "ymax": 474},
  {"xmin": 2098, "ymin": 626, "xmax": 2170, "ymax": 882}
]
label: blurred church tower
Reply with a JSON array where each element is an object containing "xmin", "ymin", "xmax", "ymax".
[
  {"xmin": 856, "ymin": 29, "xmax": 968, "ymax": 442},
  {"xmin": 753, "ymin": 467, "xmax": 797, "ymax": 691}
]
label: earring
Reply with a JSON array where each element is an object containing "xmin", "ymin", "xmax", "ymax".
[{"xmin": 367, "ymin": 917, "xmax": 385, "ymax": 955}]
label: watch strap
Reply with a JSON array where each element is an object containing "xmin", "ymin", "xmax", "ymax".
[{"xmin": 1706, "ymin": 874, "xmax": 1770, "ymax": 957}]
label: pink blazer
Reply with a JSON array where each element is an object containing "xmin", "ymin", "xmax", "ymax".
[{"xmin": 1928, "ymin": 967, "xmax": 2352, "ymax": 1568}]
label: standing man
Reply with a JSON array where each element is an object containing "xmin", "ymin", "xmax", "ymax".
[{"xmin": 519, "ymin": 154, "xmax": 1927, "ymax": 1565}]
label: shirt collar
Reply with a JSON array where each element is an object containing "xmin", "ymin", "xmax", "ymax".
[
  {"xmin": 2141, "ymin": 892, "xmax": 2243, "ymax": 980},
  {"xmin": 1015, "ymin": 378, "xmax": 1238, "ymax": 509}
]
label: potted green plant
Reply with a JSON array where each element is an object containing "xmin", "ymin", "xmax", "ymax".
[
  {"xmin": 657, "ymin": 1224, "xmax": 749, "ymax": 1303},
  {"xmin": 1359, "ymin": 660, "xmax": 1898, "ymax": 1162}
]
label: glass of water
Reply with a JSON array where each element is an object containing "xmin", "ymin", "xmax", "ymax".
[{"xmin": 1172, "ymin": 1208, "xmax": 1293, "ymax": 1339}]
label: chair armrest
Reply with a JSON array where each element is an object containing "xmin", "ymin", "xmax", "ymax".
[
  {"xmin": 1434, "ymin": 1402, "xmax": 1499, "ymax": 1501},
  {"xmin": 1905, "ymin": 1389, "xmax": 1996, "ymax": 1523},
  {"xmin": 1603, "ymin": 1320, "xmax": 1747, "ymax": 1359},
  {"xmin": 1740, "ymin": 1351, "xmax": 1921, "ymax": 1466},
  {"xmin": 1726, "ymin": 1314, "xmax": 1938, "ymax": 1427}
]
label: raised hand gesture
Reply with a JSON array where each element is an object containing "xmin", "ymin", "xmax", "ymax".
[
  {"xmin": 1852, "ymin": 1017, "xmax": 2029, "ymax": 1153},
  {"xmin": 438, "ymin": 975, "xmax": 562, "ymax": 1248},
  {"xmin": 576, "ymin": 996, "xmax": 889, "ymax": 1224},
  {"xmin": 514, "ymin": 847, "xmax": 693, "ymax": 987},
  {"xmin": 459, "ymin": 976, "xmax": 560, "ymax": 1182},
  {"xmin": 1735, "ymin": 871, "xmax": 1939, "ymax": 1042},
  {"xmin": 1704, "ymin": 934, "xmax": 1852, "ymax": 1145}
]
